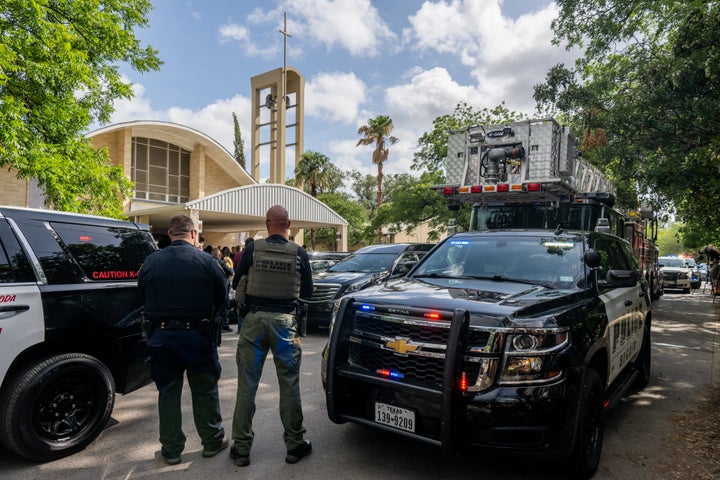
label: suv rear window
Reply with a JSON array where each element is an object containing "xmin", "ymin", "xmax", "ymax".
[{"xmin": 52, "ymin": 222, "xmax": 155, "ymax": 282}]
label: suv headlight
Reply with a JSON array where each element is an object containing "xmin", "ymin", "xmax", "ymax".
[
  {"xmin": 346, "ymin": 278, "xmax": 374, "ymax": 293},
  {"xmin": 499, "ymin": 328, "xmax": 569, "ymax": 384}
]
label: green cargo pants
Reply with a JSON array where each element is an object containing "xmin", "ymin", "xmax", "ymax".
[{"xmin": 231, "ymin": 309, "xmax": 306, "ymax": 455}]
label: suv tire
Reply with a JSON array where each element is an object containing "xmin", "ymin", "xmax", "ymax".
[
  {"xmin": 569, "ymin": 369, "xmax": 604, "ymax": 479},
  {"xmin": 632, "ymin": 326, "xmax": 652, "ymax": 389},
  {"xmin": 0, "ymin": 353, "xmax": 115, "ymax": 462}
]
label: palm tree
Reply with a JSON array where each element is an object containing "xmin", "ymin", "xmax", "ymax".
[
  {"xmin": 357, "ymin": 115, "xmax": 398, "ymax": 242},
  {"xmin": 295, "ymin": 150, "xmax": 332, "ymax": 249}
]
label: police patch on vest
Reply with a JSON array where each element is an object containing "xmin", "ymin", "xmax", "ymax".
[
  {"xmin": 246, "ymin": 239, "xmax": 301, "ymax": 299},
  {"xmin": 254, "ymin": 258, "xmax": 293, "ymax": 272}
]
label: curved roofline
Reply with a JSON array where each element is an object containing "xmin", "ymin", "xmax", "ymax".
[
  {"xmin": 87, "ymin": 120, "xmax": 255, "ymax": 185},
  {"xmin": 187, "ymin": 184, "xmax": 348, "ymax": 227}
]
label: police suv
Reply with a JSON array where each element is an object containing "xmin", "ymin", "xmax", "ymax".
[
  {"xmin": 323, "ymin": 228, "xmax": 652, "ymax": 478},
  {"xmin": 0, "ymin": 206, "xmax": 157, "ymax": 461}
]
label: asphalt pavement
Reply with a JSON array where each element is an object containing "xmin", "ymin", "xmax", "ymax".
[{"xmin": 1, "ymin": 286, "xmax": 718, "ymax": 479}]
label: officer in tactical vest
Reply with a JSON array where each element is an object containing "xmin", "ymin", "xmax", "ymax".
[
  {"xmin": 138, "ymin": 215, "xmax": 229, "ymax": 465},
  {"xmin": 229, "ymin": 205, "xmax": 314, "ymax": 466}
]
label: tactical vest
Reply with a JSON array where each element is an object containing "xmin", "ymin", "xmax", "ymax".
[{"xmin": 245, "ymin": 239, "xmax": 301, "ymax": 300}]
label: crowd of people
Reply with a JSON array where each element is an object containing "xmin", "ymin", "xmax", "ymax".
[{"xmin": 138, "ymin": 205, "xmax": 314, "ymax": 467}]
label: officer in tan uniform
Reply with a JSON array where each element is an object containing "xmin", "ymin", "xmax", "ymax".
[{"xmin": 229, "ymin": 205, "xmax": 313, "ymax": 466}]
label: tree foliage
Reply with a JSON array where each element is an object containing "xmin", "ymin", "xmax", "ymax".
[
  {"xmin": 372, "ymin": 171, "xmax": 471, "ymax": 242},
  {"xmin": 295, "ymin": 150, "xmax": 344, "ymax": 249},
  {"xmin": 534, "ymin": 0, "xmax": 720, "ymax": 243},
  {"xmin": 295, "ymin": 150, "xmax": 335, "ymax": 197},
  {"xmin": 0, "ymin": 0, "xmax": 161, "ymax": 218},
  {"xmin": 347, "ymin": 170, "xmax": 379, "ymax": 215},
  {"xmin": 305, "ymin": 192, "xmax": 370, "ymax": 250},
  {"xmin": 232, "ymin": 112, "xmax": 245, "ymax": 169}
]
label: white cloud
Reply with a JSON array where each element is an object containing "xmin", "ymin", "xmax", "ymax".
[
  {"xmin": 109, "ymin": 81, "xmax": 252, "ymax": 157},
  {"xmin": 166, "ymin": 95, "xmax": 253, "ymax": 155},
  {"xmin": 218, "ymin": 21, "xmax": 281, "ymax": 57},
  {"xmin": 327, "ymin": 138, "xmax": 368, "ymax": 174},
  {"xmin": 306, "ymin": 72, "xmax": 367, "ymax": 124},
  {"xmin": 218, "ymin": 23, "xmax": 249, "ymax": 43},
  {"xmin": 109, "ymin": 82, "xmax": 158, "ymax": 122},
  {"xmin": 402, "ymin": 0, "xmax": 576, "ymax": 113},
  {"xmin": 385, "ymin": 67, "xmax": 483, "ymax": 131},
  {"xmin": 239, "ymin": 0, "xmax": 396, "ymax": 57},
  {"xmin": 284, "ymin": 0, "xmax": 396, "ymax": 57}
]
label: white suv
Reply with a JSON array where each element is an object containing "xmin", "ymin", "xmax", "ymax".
[{"xmin": 659, "ymin": 256, "xmax": 693, "ymax": 293}]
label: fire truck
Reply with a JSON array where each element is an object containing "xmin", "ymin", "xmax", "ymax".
[
  {"xmin": 436, "ymin": 117, "xmax": 661, "ymax": 300},
  {"xmin": 322, "ymin": 118, "xmax": 653, "ymax": 478}
]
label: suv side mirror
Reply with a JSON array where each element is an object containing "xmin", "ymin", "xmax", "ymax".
[
  {"xmin": 604, "ymin": 269, "xmax": 639, "ymax": 288},
  {"xmin": 584, "ymin": 249, "xmax": 602, "ymax": 268}
]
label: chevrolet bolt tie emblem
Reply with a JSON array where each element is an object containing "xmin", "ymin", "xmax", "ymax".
[{"xmin": 385, "ymin": 337, "xmax": 419, "ymax": 355}]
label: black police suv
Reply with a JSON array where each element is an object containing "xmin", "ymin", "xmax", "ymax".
[
  {"xmin": 307, "ymin": 243, "xmax": 433, "ymax": 328},
  {"xmin": 323, "ymin": 230, "xmax": 652, "ymax": 478},
  {"xmin": 0, "ymin": 206, "xmax": 157, "ymax": 461}
]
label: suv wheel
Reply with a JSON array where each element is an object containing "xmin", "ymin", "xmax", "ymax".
[
  {"xmin": 0, "ymin": 353, "xmax": 115, "ymax": 462},
  {"xmin": 632, "ymin": 326, "xmax": 652, "ymax": 389},
  {"xmin": 569, "ymin": 369, "xmax": 604, "ymax": 478}
]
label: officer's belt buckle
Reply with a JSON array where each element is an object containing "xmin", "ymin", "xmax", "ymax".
[{"xmin": 156, "ymin": 319, "xmax": 194, "ymax": 330}]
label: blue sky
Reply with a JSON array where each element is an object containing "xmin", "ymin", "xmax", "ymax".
[{"xmin": 101, "ymin": 0, "xmax": 575, "ymax": 181}]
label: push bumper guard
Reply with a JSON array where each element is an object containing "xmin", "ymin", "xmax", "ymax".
[{"xmin": 326, "ymin": 299, "xmax": 469, "ymax": 458}]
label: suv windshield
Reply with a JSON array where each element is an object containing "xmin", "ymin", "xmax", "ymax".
[
  {"xmin": 327, "ymin": 252, "xmax": 396, "ymax": 273},
  {"xmin": 413, "ymin": 235, "xmax": 585, "ymax": 289},
  {"xmin": 659, "ymin": 258, "xmax": 688, "ymax": 268}
]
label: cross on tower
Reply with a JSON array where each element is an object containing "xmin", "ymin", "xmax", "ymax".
[{"xmin": 279, "ymin": 12, "xmax": 291, "ymax": 107}]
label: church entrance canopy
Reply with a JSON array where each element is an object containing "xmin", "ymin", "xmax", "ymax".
[{"xmin": 127, "ymin": 184, "xmax": 348, "ymax": 250}]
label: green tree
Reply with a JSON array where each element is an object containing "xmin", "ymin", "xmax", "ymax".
[
  {"xmin": 372, "ymin": 171, "xmax": 471, "ymax": 242},
  {"xmin": 309, "ymin": 192, "xmax": 369, "ymax": 250},
  {"xmin": 232, "ymin": 112, "xmax": 245, "ymax": 169},
  {"xmin": 366, "ymin": 102, "xmax": 522, "ymax": 241},
  {"xmin": 295, "ymin": 150, "xmax": 338, "ymax": 249},
  {"xmin": 347, "ymin": 170, "xmax": 379, "ymax": 215},
  {"xmin": 657, "ymin": 223, "xmax": 685, "ymax": 257},
  {"xmin": 356, "ymin": 115, "xmax": 399, "ymax": 217},
  {"xmin": 295, "ymin": 151, "xmax": 335, "ymax": 196},
  {"xmin": 0, "ymin": 0, "xmax": 162, "ymax": 218},
  {"xmin": 534, "ymin": 0, "xmax": 720, "ymax": 236}
]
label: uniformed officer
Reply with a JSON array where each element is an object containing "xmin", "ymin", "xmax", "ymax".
[
  {"xmin": 138, "ymin": 215, "xmax": 229, "ymax": 465},
  {"xmin": 229, "ymin": 205, "xmax": 314, "ymax": 466}
]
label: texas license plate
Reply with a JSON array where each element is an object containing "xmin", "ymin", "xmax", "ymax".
[{"xmin": 375, "ymin": 402, "xmax": 415, "ymax": 432}]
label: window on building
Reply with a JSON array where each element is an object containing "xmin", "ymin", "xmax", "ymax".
[{"xmin": 132, "ymin": 137, "xmax": 190, "ymax": 202}]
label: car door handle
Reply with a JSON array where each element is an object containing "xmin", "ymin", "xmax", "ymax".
[
  {"xmin": 624, "ymin": 300, "xmax": 633, "ymax": 307},
  {"xmin": 0, "ymin": 304, "xmax": 30, "ymax": 319},
  {"xmin": 0, "ymin": 305, "xmax": 30, "ymax": 313}
]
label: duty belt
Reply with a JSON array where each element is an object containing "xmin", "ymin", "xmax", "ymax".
[
  {"xmin": 151, "ymin": 318, "xmax": 203, "ymax": 330},
  {"xmin": 250, "ymin": 305, "xmax": 295, "ymax": 314}
]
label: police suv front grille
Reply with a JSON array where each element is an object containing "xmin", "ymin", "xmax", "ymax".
[
  {"xmin": 347, "ymin": 305, "xmax": 499, "ymax": 388},
  {"xmin": 310, "ymin": 283, "xmax": 342, "ymax": 302}
]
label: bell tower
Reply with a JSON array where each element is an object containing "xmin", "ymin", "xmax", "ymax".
[{"xmin": 250, "ymin": 14, "xmax": 304, "ymax": 184}]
